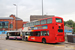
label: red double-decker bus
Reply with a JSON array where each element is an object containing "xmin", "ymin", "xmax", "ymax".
[{"xmin": 22, "ymin": 16, "xmax": 65, "ymax": 43}]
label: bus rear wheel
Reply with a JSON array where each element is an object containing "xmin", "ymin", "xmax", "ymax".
[{"xmin": 42, "ymin": 39, "xmax": 46, "ymax": 44}]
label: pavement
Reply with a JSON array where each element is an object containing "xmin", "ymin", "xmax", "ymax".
[{"xmin": 0, "ymin": 39, "xmax": 75, "ymax": 50}]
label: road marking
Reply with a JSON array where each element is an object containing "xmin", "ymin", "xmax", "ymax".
[
  {"xmin": 12, "ymin": 40, "xmax": 66, "ymax": 47},
  {"xmin": 51, "ymin": 45, "xmax": 54, "ymax": 46},
  {"xmin": 5, "ymin": 49, "xmax": 8, "ymax": 50},
  {"xmin": 60, "ymin": 45, "xmax": 64, "ymax": 47},
  {"xmin": 46, "ymin": 44, "xmax": 49, "ymax": 45},
  {"xmin": 69, "ymin": 46, "xmax": 75, "ymax": 49},
  {"xmin": 65, "ymin": 46, "xmax": 75, "ymax": 49}
]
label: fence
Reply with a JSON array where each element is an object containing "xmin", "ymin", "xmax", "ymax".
[{"xmin": 0, "ymin": 34, "xmax": 6, "ymax": 40}]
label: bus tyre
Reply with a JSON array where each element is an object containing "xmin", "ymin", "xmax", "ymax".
[
  {"xmin": 42, "ymin": 38, "xmax": 46, "ymax": 44},
  {"xmin": 6, "ymin": 38, "xmax": 7, "ymax": 40},
  {"xmin": 25, "ymin": 37, "xmax": 28, "ymax": 41},
  {"xmin": 22, "ymin": 38, "xmax": 24, "ymax": 41},
  {"xmin": 15, "ymin": 38, "xmax": 17, "ymax": 40}
]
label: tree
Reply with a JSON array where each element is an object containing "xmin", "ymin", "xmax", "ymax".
[
  {"xmin": 65, "ymin": 24, "xmax": 70, "ymax": 27},
  {"xmin": 64, "ymin": 21, "xmax": 67, "ymax": 26},
  {"xmin": 73, "ymin": 23, "xmax": 75, "ymax": 34},
  {"xmin": 67, "ymin": 20, "xmax": 74, "ymax": 25},
  {"xmin": 64, "ymin": 20, "xmax": 74, "ymax": 27}
]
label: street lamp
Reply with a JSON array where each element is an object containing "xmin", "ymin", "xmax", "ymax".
[
  {"xmin": 13, "ymin": 4, "xmax": 18, "ymax": 17},
  {"xmin": 13, "ymin": 4, "xmax": 18, "ymax": 30},
  {"xmin": 42, "ymin": 0, "xmax": 44, "ymax": 18}
]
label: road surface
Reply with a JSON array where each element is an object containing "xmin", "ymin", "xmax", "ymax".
[{"xmin": 0, "ymin": 40, "xmax": 75, "ymax": 50}]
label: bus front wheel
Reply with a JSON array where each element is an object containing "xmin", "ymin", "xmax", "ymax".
[
  {"xmin": 25, "ymin": 37, "xmax": 28, "ymax": 41},
  {"xmin": 42, "ymin": 38, "xmax": 46, "ymax": 44}
]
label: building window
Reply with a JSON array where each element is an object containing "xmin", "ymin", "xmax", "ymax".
[
  {"xmin": 0, "ymin": 22, "xmax": 8, "ymax": 28},
  {"xmin": 35, "ymin": 21, "xmax": 40, "ymax": 25},
  {"xmin": 41, "ymin": 20, "xmax": 46, "ymax": 24},
  {"xmin": 0, "ymin": 23, "xmax": 2, "ymax": 28},
  {"xmin": 10, "ymin": 24, "xmax": 13, "ymax": 28},
  {"xmin": 47, "ymin": 18, "xmax": 52, "ymax": 24},
  {"xmin": 4, "ymin": 22, "xmax": 8, "ymax": 28}
]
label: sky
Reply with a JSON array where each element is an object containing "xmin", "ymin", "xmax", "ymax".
[{"xmin": 0, "ymin": 0, "xmax": 75, "ymax": 21}]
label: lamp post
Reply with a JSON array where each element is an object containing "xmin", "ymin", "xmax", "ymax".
[
  {"xmin": 13, "ymin": 4, "xmax": 18, "ymax": 30},
  {"xmin": 42, "ymin": 0, "xmax": 44, "ymax": 18}
]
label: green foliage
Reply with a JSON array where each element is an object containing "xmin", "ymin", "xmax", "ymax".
[
  {"xmin": 67, "ymin": 20, "xmax": 74, "ymax": 25},
  {"xmin": 64, "ymin": 20, "xmax": 74, "ymax": 27},
  {"xmin": 73, "ymin": 23, "xmax": 75, "ymax": 33},
  {"xmin": 64, "ymin": 21, "xmax": 67, "ymax": 26},
  {"xmin": 65, "ymin": 24, "xmax": 70, "ymax": 27}
]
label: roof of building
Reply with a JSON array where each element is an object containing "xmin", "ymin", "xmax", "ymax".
[
  {"xmin": 30, "ymin": 15, "xmax": 54, "ymax": 18},
  {"xmin": 7, "ymin": 31, "xmax": 20, "ymax": 33},
  {"xmin": 30, "ymin": 15, "xmax": 54, "ymax": 21},
  {"xmin": 15, "ymin": 17, "xmax": 22, "ymax": 20},
  {"xmin": 30, "ymin": 15, "xmax": 54, "ymax": 17},
  {"xmin": 0, "ymin": 17, "xmax": 13, "ymax": 19},
  {"xmin": 64, "ymin": 26, "xmax": 72, "ymax": 30}
]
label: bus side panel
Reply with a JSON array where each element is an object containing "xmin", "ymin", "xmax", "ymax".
[
  {"xmin": 9, "ymin": 36, "xmax": 16, "ymax": 39},
  {"xmin": 47, "ymin": 23, "xmax": 56, "ymax": 43},
  {"xmin": 28, "ymin": 36, "xmax": 37, "ymax": 42}
]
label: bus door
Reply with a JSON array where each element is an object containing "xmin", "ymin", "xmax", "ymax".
[
  {"xmin": 6, "ymin": 32, "xmax": 9, "ymax": 39},
  {"xmin": 16, "ymin": 32, "xmax": 22, "ymax": 39},
  {"xmin": 34, "ymin": 31, "xmax": 41, "ymax": 42},
  {"xmin": 22, "ymin": 32, "xmax": 25, "ymax": 40}
]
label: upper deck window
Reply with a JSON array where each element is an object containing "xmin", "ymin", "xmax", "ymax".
[
  {"xmin": 56, "ymin": 18, "xmax": 62, "ymax": 23},
  {"xmin": 26, "ymin": 23, "xmax": 30, "ymax": 27},
  {"xmin": 47, "ymin": 18, "xmax": 52, "ymax": 24},
  {"xmin": 41, "ymin": 20, "xmax": 46, "ymax": 24},
  {"xmin": 23, "ymin": 24, "xmax": 25, "ymax": 27},
  {"xmin": 35, "ymin": 21, "xmax": 40, "ymax": 25},
  {"xmin": 30, "ymin": 22, "xmax": 34, "ymax": 26}
]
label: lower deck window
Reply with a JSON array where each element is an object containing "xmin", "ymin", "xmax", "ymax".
[
  {"xmin": 41, "ymin": 31, "xmax": 46, "ymax": 36},
  {"xmin": 33, "ymin": 31, "xmax": 40, "ymax": 36},
  {"xmin": 9, "ymin": 32, "xmax": 20, "ymax": 36},
  {"xmin": 41, "ymin": 31, "xmax": 49, "ymax": 36}
]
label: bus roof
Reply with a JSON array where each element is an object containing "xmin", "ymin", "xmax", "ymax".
[
  {"xmin": 25, "ymin": 16, "xmax": 63, "ymax": 24},
  {"xmin": 7, "ymin": 31, "xmax": 20, "ymax": 33},
  {"xmin": 39, "ymin": 16, "xmax": 63, "ymax": 20}
]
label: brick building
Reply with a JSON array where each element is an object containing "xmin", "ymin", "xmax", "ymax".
[
  {"xmin": 30, "ymin": 15, "xmax": 54, "ymax": 21},
  {"xmin": 0, "ymin": 14, "xmax": 23, "ymax": 31}
]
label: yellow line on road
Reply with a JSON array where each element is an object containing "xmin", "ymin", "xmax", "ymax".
[
  {"xmin": 12, "ymin": 40, "xmax": 66, "ymax": 47},
  {"xmin": 69, "ymin": 47, "xmax": 75, "ymax": 49},
  {"xmin": 51, "ymin": 45, "xmax": 54, "ymax": 46},
  {"xmin": 5, "ymin": 49, "xmax": 8, "ymax": 50},
  {"xmin": 60, "ymin": 45, "xmax": 64, "ymax": 47}
]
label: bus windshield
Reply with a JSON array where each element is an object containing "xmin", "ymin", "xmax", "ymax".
[
  {"xmin": 56, "ymin": 18, "xmax": 62, "ymax": 23},
  {"xmin": 25, "ymin": 32, "xmax": 33, "ymax": 36}
]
